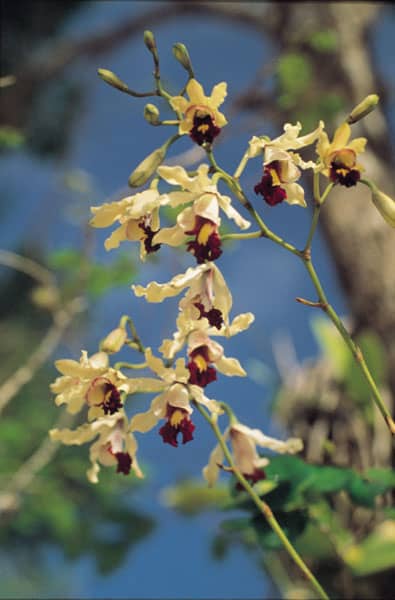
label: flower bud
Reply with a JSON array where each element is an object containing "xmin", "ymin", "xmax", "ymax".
[
  {"xmin": 31, "ymin": 285, "xmax": 60, "ymax": 310},
  {"xmin": 144, "ymin": 103, "xmax": 160, "ymax": 125},
  {"xmin": 97, "ymin": 68, "xmax": 129, "ymax": 92},
  {"xmin": 172, "ymin": 43, "xmax": 193, "ymax": 74},
  {"xmin": 128, "ymin": 146, "xmax": 166, "ymax": 187},
  {"xmin": 371, "ymin": 187, "xmax": 395, "ymax": 227},
  {"xmin": 347, "ymin": 94, "xmax": 379, "ymax": 124},
  {"xmin": 100, "ymin": 327, "xmax": 127, "ymax": 354},
  {"xmin": 144, "ymin": 30, "xmax": 157, "ymax": 52}
]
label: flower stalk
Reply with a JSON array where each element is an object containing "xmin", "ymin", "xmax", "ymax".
[{"xmin": 194, "ymin": 401, "xmax": 330, "ymax": 600}]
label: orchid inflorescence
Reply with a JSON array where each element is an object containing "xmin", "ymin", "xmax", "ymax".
[
  {"xmin": 50, "ymin": 31, "xmax": 394, "ymax": 485},
  {"xmin": 49, "ymin": 31, "xmax": 394, "ymax": 599}
]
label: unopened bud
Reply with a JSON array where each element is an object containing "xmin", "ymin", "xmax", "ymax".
[
  {"xmin": 144, "ymin": 30, "xmax": 157, "ymax": 52},
  {"xmin": 97, "ymin": 68, "xmax": 129, "ymax": 92},
  {"xmin": 100, "ymin": 327, "xmax": 127, "ymax": 354},
  {"xmin": 31, "ymin": 285, "xmax": 60, "ymax": 310},
  {"xmin": 371, "ymin": 187, "xmax": 395, "ymax": 227},
  {"xmin": 144, "ymin": 103, "xmax": 160, "ymax": 125},
  {"xmin": 128, "ymin": 146, "xmax": 166, "ymax": 187},
  {"xmin": 347, "ymin": 94, "xmax": 379, "ymax": 124},
  {"xmin": 172, "ymin": 43, "xmax": 193, "ymax": 75}
]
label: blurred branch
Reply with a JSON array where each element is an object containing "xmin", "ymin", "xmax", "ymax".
[
  {"xmin": 0, "ymin": 296, "xmax": 85, "ymax": 416},
  {"xmin": 0, "ymin": 412, "xmax": 73, "ymax": 515},
  {"xmin": 0, "ymin": 249, "xmax": 55, "ymax": 287}
]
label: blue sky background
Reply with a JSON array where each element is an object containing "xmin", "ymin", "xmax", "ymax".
[{"xmin": 1, "ymin": 1, "xmax": 394, "ymax": 598}]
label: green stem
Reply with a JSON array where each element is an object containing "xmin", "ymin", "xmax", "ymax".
[
  {"xmin": 303, "ymin": 258, "xmax": 395, "ymax": 434},
  {"xmin": 221, "ymin": 231, "xmax": 263, "ymax": 241},
  {"xmin": 194, "ymin": 401, "xmax": 330, "ymax": 600},
  {"xmin": 207, "ymin": 150, "xmax": 302, "ymax": 257}
]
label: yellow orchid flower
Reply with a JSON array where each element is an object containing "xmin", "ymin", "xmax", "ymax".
[
  {"xmin": 249, "ymin": 121, "xmax": 324, "ymax": 207},
  {"xmin": 170, "ymin": 79, "xmax": 227, "ymax": 145},
  {"xmin": 90, "ymin": 188, "xmax": 167, "ymax": 259},
  {"xmin": 50, "ymin": 351, "xmax": 130, "ymax": 417},
  {"xmin": 50, "ymin": 411, "xmax": 143, "ymax": 483},
  {"xmin": 203, "ymin": 422, "xmax": 303, "ymax": 487},
  {"xmin": 316, "ymin": 122, "xmax": 367, "ymax": 187}
]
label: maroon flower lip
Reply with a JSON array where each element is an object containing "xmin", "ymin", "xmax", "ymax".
[
  {"xmin": 194, "ymin": 302, "xmax": 224, "ymax": 330},
  {"xmin": 186, "ymin": 216, "xmax": 222, "ymax": 264},
  {"xmin": 254, "ymin": 164, "xmax": 287, "ymax": 206},
  {"xmin": 329, "ymin": 163, "xmax": 360, "ymax": 187},
  {"xmin": 190, "ymin": 113, "xmax": 221, "ymax": 146},
  {"xmin": 187, "ymin": 345, "xmax": 217, "ymax": 388},
  {"xmin": 114, "ymin": 451, "xmax": 132, "ymax": 475},
  {"xmin": 159, "ymin": 406, "xmax": 195, "ymax": 447},
  {"xmin": 139, "ymin": 222, "xmax": 161, "ymax": 253}
]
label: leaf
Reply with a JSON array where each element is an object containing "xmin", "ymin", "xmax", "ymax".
[
  {"xmin": 161, "ymin": 480, "xmax": 230, "ymax": 516},
  {"xmin": 308, "ymin": 30, "xmax": 338, "ymax": 53},
  {"xmin": 276, "ymin": 53, "xmax": 313, "ymax": 102},
  {"xmin": 343, "ymin": 521, "xmax": 395, "ymax": 576},
  {"xmin": 253, "ymin": 510, "xmax": 308, "ymax": 550},
  {"xmin": 343, "ymin": 331, "xmax": 387, "ymax": 406},
  {"xmin": 310, "ymin": 315, "xmax": 350, "ymax": 378}
]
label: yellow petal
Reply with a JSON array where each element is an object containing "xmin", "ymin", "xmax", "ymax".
[
  {"xmin": 209, "ymin": 82, "xmax": 227, "ymax": 108},
  {"xmin": 348, "ymin": 137, "xmax": 367, "ymax": 154},
  {"xmin": 186, "ymin": 78, "xmax": 206, "ymax": 104},
  {"xmin": 331, "ymin": 122, "xmax": 351, "ymax": 150}
]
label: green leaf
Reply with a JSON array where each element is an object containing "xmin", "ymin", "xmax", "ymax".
[
  {"xmin": 343, "ymin": 331, "xmax": 387, "ymax": 406},
  {"xmin": 308, "ymin": 30, "xmax": 338, "ymax": 53},
  {"xmin": 343, "ymin": 521, "xmax": 395, "ymax": 576},
  {"xmin": 310, "ymin": 315, "xmax": 350, "ymax": 377},
  {"xmin": 253, "ymin": 510, "xmax": 308, "ymax": 550},
  {"xmin": 276, "ymin": 53, "xmax": 313, "ymax": 102},
  {"xmin": 161, "ymin": 480, "xmax": 230, "ymax": 516}
]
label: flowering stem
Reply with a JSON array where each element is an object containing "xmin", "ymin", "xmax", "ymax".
[
  {"xmin": 221, "ymin": 231, "xmax": 263, "ymax": 241},
  {"xmin": 302, "ymin": 257, "xmax": 395, "ymax": 434},
  {"xmin": 194, "ymin": 401, "xmax": 330, "ymax": 600},
  {"xmin": 206, "ymin": 151, "xmax": 302, "ymax": 257}
]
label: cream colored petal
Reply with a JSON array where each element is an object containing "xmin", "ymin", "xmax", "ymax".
[
  {"xmin": 104, "ymin": 222, "xmax": 129, "ymax": 250},
  {"xmin": 234, "ymin": 423, "xmax": 303, "ymax": 454},
  {"xmin": 163, "ymin": 383, "xmax": 191, "ymax": 412},
  {"xmin": 130, "ymin": 404, "xmax": 162, "ymax": 433},
  {"xmin": 132, "ymin": 263, "xmax": 208, "ymax": 302},
  {"xmin": 331, "ymin": 122, "xmax": 351, "ymax": 150},
  {"xmin": 124, "ymin": 377, "xmax": 166, "ymax": 393},
  {"xmin": 214, "ymin": 110, "xmax": 228, "ymax": 128},
  {"xmin": 216, "ymin": 356, "xmax": 247, "ymax": 377},
  {"xmin": 348, "ymin": 137, "xmax": 367, "ymax": 154},
  {"xmin": 50, "ymin": 423, "xmax": 98, "ymax": 445},
  {"xmin": 316, "ymin": 131, "xmax": 330, "ymax": 161},
  {"xmin": 152, "ymin": 224, "xmax": 185, "ymax": 247},
  {"xmin": 169, "ymin": 96, "xmax": 189, "ymax": 114},
  {"xmin": 167, "ymin": 191, "xmax": 193, "ymax": 207},
  {"xmin": 226, "ymin": 312, "xmax": 255, "ymax": 336},
  {"xmin": 217, "ymin": 195, "xmax": 251, "ymax": 230},
  {"xmin": 186, "ymin": 79, "xmax": 206, "ymax": 104},
  {"xmin": 283, "ymin": 182, "xmax": 307, "ymax": 207},
  {"xmin": 144, "ymin": 348, "xmax": 168, "ymax": 379},
  {"xmin": 89, "ymin": 352, "xmax": 109, "ymax": 369},
  {"xmin": 248, "ymin": 136, "xmax": 266, "ymax": 158},
  {"xmin": 126, "ymin": 189, "xmax": 163, "ymax": 219},
  {"xmin": 203, "ymin": 442, "xmax": 225, "ymax": 487},
  {"xmin": 90, "ymin": 198, "xmax": 130, "ymax": 227},
  {"xmin": 157, "ymin": 165, "xmax": 192, "ymax": 188},
  {"xmin": 190, "ymin": 385, "xmax": 222, "ymax": 414},
  {"xmin": 211, "ymin": 264, "xmax": 233, "ymax": 321},
  {"xmin": 209, "ymin": 82, "xmax": 227, "ymax": 108},
  {"xmin": 193, "ymin": 194, "xmax": 220, "ymax": 224},
  {"xmin": 289, "ymin": 120, "xmax": 325, "ymax": 149}
]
